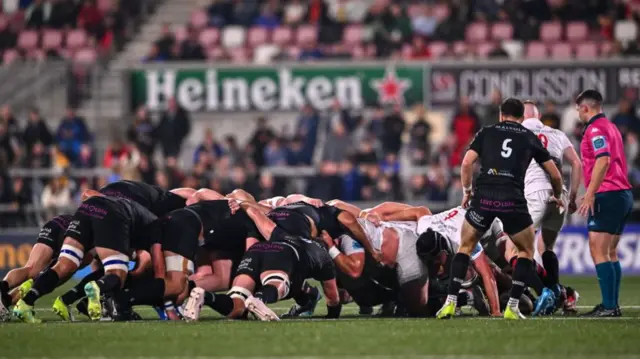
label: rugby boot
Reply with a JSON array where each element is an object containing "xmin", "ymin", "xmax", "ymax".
[
  {"xmin": 284, "ymin": 287, "xmax": 322, "ymax": 318},
  {"xmin": 581, "ymin": 304, "xmax": 604, "ymax": 317},
  {"xmin": 245, "ymin": 296, "xmax": 280, "ymax": 321},
  {"xmin": 436, "ymin": 300, "xmax": 456, "ymax": 319},
  {"xmin": 183, "ymin": 287, "xmax": 205, "ymax": 322},
  {"xmin": 504, "ymin": 305, "xmax": 526, "ymax": 319},
  {"xmin": 562, "ymin": 287, "xmax": 579, "ymax": 316},
  {"xmin": 18, "ymin": 279, "xmax": 34, "ymax": 299},
  {"xmin": 532, "ymin": 288, "xmax": 555, "ymax": 317},
  {"xmin": 84, "ymin": 281, "xmax": 102, "ymax": 321},
  {"xmin": 52, "ymin": 296, "xmax": 74, "ymax": 321},
  {"xmin": 13, "ymin": 299, "xmax": 41, "ymax": 323}
]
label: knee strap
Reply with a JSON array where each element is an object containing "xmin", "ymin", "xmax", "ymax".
[
  {"xmin": 102, "ymin": 254, "xmax": 130, "ymax": 273},
  {"xmin": 59, "ymin": 244, "xmax": 84, "ymax": 267}
]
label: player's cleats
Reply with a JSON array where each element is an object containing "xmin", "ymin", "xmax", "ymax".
[
  {"xmin": 153, "ymin": 305, "xmax": 168, "ymax": 320},
  {"xmin": 504, "ymin": 306, "xmax": 525, "ymax": 319},
  {"xmin": 581, "ymin": 303, "xmax": 604, "ymax": 317},
  {"xmin": 359, "ymin": 306, "xmax": 373, "ymax": 315},
  {"xmin": 0, "ymin": 298, "xmax": 9, "ymax": 322},
  {"xmin": 376, "ymin": 301, "xmax": 396, "ymax": 317},
  {"xmin": 13, "ymin": 300, "xmax": 41, "ymax": 323},
  {"xmin": 615, "ymin": 306, "xmax": 622, "ymax": 317},
  {"xmin": 183, "ymin": 287, "xmax": 205, "ymax": 322},
  {"xmin": 245, "ymin": 296, "xmax": 280, "ymax": 321},
  {"xmin": 18, "ymin": 279, "xmax": 34, "ymax": 299},
  {"xmin": 52, "ymin": 296, "xmax": 74, "ymax": 321},
  {"xmin": 284, "ymin": 287, "xmax": 322, "ymax": 318},
  {"xmin": 562, "ymin": 287, "xmax": 579, "ymax": 315},
  {"xmin": 532, "ymin": 288, "xmax": 556, "ymax": 316},
  {"xmin": 471, "ymin": 286, "xmax": 490, "ymax": 316},
  {"xmin": 436, "ymin": 300, "xmax": 456, "ymax": 319},
  {"xmin": 592, "ymin": 308, "xmax": 619, "ymax": 317},
  {"xmin": 84, "ymin": 281, "xmax": 102, "ymax": 321}
]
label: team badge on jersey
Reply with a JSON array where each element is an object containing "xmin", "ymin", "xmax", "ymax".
[{"xmin": 591, "ymin": 135, "xmax": 606, "ymax": 150}]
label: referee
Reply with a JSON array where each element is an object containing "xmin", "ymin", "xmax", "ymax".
[
  {"xmin": 575, "ymin": 90, "xmax": 633, "ymax": 317},
  {"xmin": 435, "ymin": 98, "xmax": 564, "ymax": 320}
]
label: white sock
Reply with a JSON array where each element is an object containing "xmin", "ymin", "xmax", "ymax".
[
  {"xmin": 446, "ymin": 294, "xmax": 457, "ymax": 305},
  {"xmin": 507, "ymin": 297, "xmax": 519, "ymax": 310}
]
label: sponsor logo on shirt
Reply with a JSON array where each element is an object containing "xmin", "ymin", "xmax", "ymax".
[
  {"xmin": 487, "ymin": 168, "xmax": 514, "ymax": 178},
  {"xmin": 591, "ymin": 135, "xmax": 606, "ymax": 150}
]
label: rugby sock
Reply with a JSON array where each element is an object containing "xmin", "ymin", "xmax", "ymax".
[
  {"xmin": 595, "ymin": 262, "xmax": 616, "ymax": 309},
  {"xmin": 187, "ymin": 280, "xmax": 196, "ymax": 294},
  {"xmin": 508, "ymin": 258, "xmax": 534, "ymax": 309},
  {"xmin": 60, "ymin": 268, "xmax": 105, "ymax": 305},
  {"xmin": 95, "ymin": 274, "xmax": 122, "ymax": 296},
  {"xmin": 206, "ymin": 292, "xmax": 234, "ymax": 316},
  {"xmin": 0, "ymin": 280, "xmax": 10, "ymax": 306},
  {"xmin": 613, "ymin": 261, "xmax": 622, "ymax": 306},
  {"xmin": 123, "ymin": 278, "xmax": 165, "ymax": 306},
  {"xmin": 542, "ymin": 251, "xmax": 559, "ymax": 291},
  {"xmin": 446, "ymin": 253, "xmax": 471, "ymax": 304},
  {"xmin": 293, "ymin": 284, "xmax": 319, "ymax": 306},
  {"xmin": 0, "ymin": 280, "xmax": 8, "ymax": 293},
  {"xmin": 255, "ymin": 285, "xmax": 279, "ymax": 304},
  {"xmin": 23, "ymin": 269, "xmax": 59, "ymax": 306}
]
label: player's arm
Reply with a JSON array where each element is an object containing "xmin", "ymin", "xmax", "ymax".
[
  {"xmin": 320, "ymin": 231, "xmax": 365, "ymax": 279},
  {"xmin": 81, "ymin": 189, "xmax": 103, "ymax": 201},
  {"xmin": 563, "ymin": 144, "xmax": 583, "ymax": 210},
  {"xmin": 150, "ymin": 243, "xmax": 165, "ymax": 279},
  {"xmin": 472, "ymin": 252, "xmax": 501, "ymax": 316},
  {"xmin": 239, "ymin": 201, "xmax": 277, "ymax": 240},
  {"xmin": 280, "ymin": 194, "xmax": 323, "ymax": 208},
  {"xmin": 170, "ymin": 187, "xmax": 197, "ymax": 199},
  {"xmin": 326, "ymin": 199, "xmax": 361, "ymax": 217},
  {"xmin": 337, "ymin": 211, "xmax": 381, "ymax": 261},
  {"xmin": 460, "ymin": 149, "xmax": 479, "ymax": 204},
  {"xmin": 532, "ymin": 135, "xmax": 563, "ymax": 200},
  {"xmin": 379, "ymin": 206, "xmax": 430, "ymax": 222},
  {"xmin": 130, "ymin": 250, "xmax": 151, "ymax": 278},
  {"xmin": 186, "ymin": 188, "xmax": 225, "ymax": 205},
  {"xmin": 368, "ymin": 202, "xmax": 421, "ymax": 217}
]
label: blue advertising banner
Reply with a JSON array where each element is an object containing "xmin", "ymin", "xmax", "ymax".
[{"xmin": 2, "ymin": 226, "xmax": 640, "ymax": 278}]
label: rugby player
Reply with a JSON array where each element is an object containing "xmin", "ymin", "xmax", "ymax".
[
  {"xmin": 183, "ymin": 200, "xmax": 340, "ymax": 321},
  {"xmin": 367, "ymin": 203, "xmax": 505, "ymax": 316},
  {"xmin": 0, "ymin": 215, "xmax": 73, "ymax": 320},
  {"xmin": 13, "ymin": 195, "xmax": 158, "ymax": 323},
  {"xmin": 436, "ymin": 98, "xmax": 564, "ymax": 320},
  {"xmin": 575, "ymin": 90, "xmax": 633, "ymax": 317},
  {"xmin": 520, "ymin": 101, "xmax": 582, "ymax": 306}
]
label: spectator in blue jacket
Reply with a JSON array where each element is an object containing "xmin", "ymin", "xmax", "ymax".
[
  {"xmin": 56, "ymin": 107, "xmax": 91, "ymax": 162},
  {"xmin": 295, "ymin": 105, "xmax": 319, "ymax": 164}
]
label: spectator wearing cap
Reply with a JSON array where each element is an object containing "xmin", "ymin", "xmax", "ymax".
[
  {"xmin": 157, "ymin": 98, "xmax": 191, "ymax": 157},
  {"xmin": 22, "ymin": 107, "xmax": 52, "ymax": 155},
  {"xmin": 56, "ymin": 107, "xmax": 91, "ymax": 162}
]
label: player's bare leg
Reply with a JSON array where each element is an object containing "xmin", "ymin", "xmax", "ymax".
[
  {"xmin": 1, "ymin": 243, "xmax": 54, "ymax": 313},
  {"xmin": 84, "ymin": 247, "xmax": 130, "ymax": 321}
]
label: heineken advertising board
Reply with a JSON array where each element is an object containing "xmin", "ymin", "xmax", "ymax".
[{"xmin": 130, "ymin": 65, "xmax": 425, "ymax": 111}]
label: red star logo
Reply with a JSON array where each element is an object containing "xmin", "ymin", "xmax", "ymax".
[{"xmin": 370, "ymin": 68, "xmax": 412, "ymax": 105}]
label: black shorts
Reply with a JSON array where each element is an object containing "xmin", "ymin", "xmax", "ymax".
[
  {"xmin": 466, "ymin": 195, "xmax": 532, "ymax": 235},
  {"xmin": 162, "ymin": 209, "xmax": 201, "ymax": 262},
  {"xmin": 65, "ymin": 197, "xmax": 131, "ymax": 254},
  {"xmin": 235, "ymin": 241, "xmax": 298, "ymax": 286},
  {"xmin": 267, "ymin": 209, "xmax": 313, "ymax": 239},
  {"xmin": 35, "ymin": 218, "xmax": 69, "ymax": 256}
]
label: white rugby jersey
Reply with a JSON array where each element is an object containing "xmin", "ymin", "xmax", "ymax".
[
  {"xmin": 416, "ymin": 207, "xmax": 503, "ymax": 246},
  {"xmin": 522, "ymin": 118, "xmax": 572, "ymax": 195},
  {"xmin": 261, "ymin": 196, "xmax": 285, "ymax": 208},
  {"xmin": 356, "ymin": 218, "xmax": 417, "ymax": 252}
]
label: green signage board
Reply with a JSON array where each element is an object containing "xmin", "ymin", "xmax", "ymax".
[{"xmin": 130, "ymin": 65, "xmax": 425, "ymax": 112}]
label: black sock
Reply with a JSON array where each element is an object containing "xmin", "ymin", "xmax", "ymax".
[
  {"xmin": 542, "ymin": 251, "xmax": 559, "ymax": 288},
  {"xmin": 208, "ymin": 293, "xmax": 234, "ymax": 316},
  {"xmin": 294, "ymin": 284, "xmax": 318, "ymax": 306},
  {"xmin": 255, "ymin": 284, "xmax": 279, "ymax": 304},
  {"xmin": 60, "ymin": 268, "xmax": 105, "ymax": 305},
  {"xmin": 23, "ymin": 269, "xmax": 60, "ymax": 306},
  {"xmin": 95, "ymin": 274, "xmax": 122, "ymax": 296},
  {"xmin": 447, "ymin": 253, "xmax": 471, "ymax": 297},
  {"xmin": 121, "ymin": 278, "xmax": 165, "ymax": 306},
  {"xmin": 187, "ymin": 280, "xmax": 196, "ymax": 294},
  {"xmin": 0, "ymin": 280, "xmax": 8, "ymax": 293},
  {"xmin": 0, "ymin": 280, "xmax": 10, "ymax": 306},
  {"xmin": 509, "ymin": 258, "xmax": 534, "ymax": 304},
  {"xmin": 204, "ymin": 291, "xmax": 216, "ymax": 307}
]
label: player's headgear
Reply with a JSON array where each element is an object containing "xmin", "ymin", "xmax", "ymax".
[
  {"xmin": 499, "ymin": 98, "xmax": 524, "ymax": 118},
  {"xmin": 416, "ymin": 228, "xmax": 450, "ymax": 259}
]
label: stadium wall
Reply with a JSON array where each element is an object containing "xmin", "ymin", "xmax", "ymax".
[{"xmin": 2, "ymin": 225, "xmax": 640, "ymax": 278}]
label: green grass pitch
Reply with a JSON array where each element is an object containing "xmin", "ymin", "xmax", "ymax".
[{"xmin": 1, "ymin": 276, "xmax": 640, "ymax": 358}]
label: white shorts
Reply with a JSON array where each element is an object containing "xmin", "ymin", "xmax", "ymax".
[
  {"xmin": 394, "ymin": 227, "xmax": 427, "ymax": 285},
  {"xmin": 526, "ymin": 190, "xmax": 568, "ymax": 233}
]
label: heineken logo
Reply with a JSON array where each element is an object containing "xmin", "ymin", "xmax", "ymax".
[{"xmin": 131, "ymin": 66, "xmax": 424, "ymax": 112}]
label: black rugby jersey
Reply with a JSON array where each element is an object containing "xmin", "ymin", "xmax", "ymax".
[{"xmin": 99, "ymin": 180, "xmax": 185, "ymax": 216}]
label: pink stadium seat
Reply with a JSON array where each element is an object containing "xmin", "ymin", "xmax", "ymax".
[
  {"xmin": 406, "ymin": 4, "xmax": 423, "ymax": 18},
  {"xmin": 452, "ymin": 41, "xmax": 467, "ymax": 56},
  {"xmin": 287, "ymin": 46, "xmax": 301, "ymax": 59},
  {"xmin": 296, "ymin": 25, "xmax": 317, "ymax": 45},
  {"xmin": 66, "ymin": 29, "xmax": 87, "ymax": 50},
  {"xmin": 27, "ymin": 49, "xmax": 45, "ymax": 61},
  {"xmin": 351, "ymin": 45, "xmax": 366, "ymax": 59},
  {"xmin": 491, "ymin": 22, "xmax": 513, "ymax": 41},
  {"xmin": 229, "ymin": 47, "xmax": 249, "ymax": 63},
  {"xmin": 465, "ymin": 22, "xmax": 488, "ymax": 42},
  {"xmin": 42, "ymin": 29, "xmax": 63, "ymax": 50},
  {"xmin": 550, "ymin": 42, "xmax": 572, "ymax": 59},
  {"xmin": 525, "ymin": 41, "xmax": 547, "ymax": 59},
  {"xmin": 575, "ymin": 42, "xmax": 598, "ymax": 59},
  {"xmin": 17, "ymin": 30, "xmax": 38, "ymax": 51},
  {"xmin": 191, "ymin": 10, "xmax": 209, "ymax": 30},
  {"xmin": 401, "ymin": 44, "xmax": 413, "ymax": 59},
  {"xmin": 432, "ymin": 3, "xmax": 450, "ymax": 23},
  {"xmin": 600, "ymin": 41, "xmax": 614, "ymax": 57},
  {"xmin": 343, "ymin": 24, "xmax": 362, "ymax": 46},
  {"xmin": 207, "ymin": 47, "xmax": 226, "ymax": 60},
  {"xmin": 174, "ymin": 26, "xmax": 188, "ymax": 42},
  {"xmin": 540, "ymin": 21, "xmax": 562, "ymax": 42},
  {"xmin": 97, "ymin": 0, "xmax": 113, "ymax": 12},
  {"xmin": 199, "ymin": 28, "xmax": 220, "ymax": 49},
  {"xmin": 427, "ymin": 41, "xmax": 448, "ymax": 58},
  {"xmin": 74, "ymin": 47, "xmax": 98, "ymax": 63},
  {"xmin": 566, "ymin": 22, "xmax": 588, "ymax": 42},
  {"xmin": 272, "ymin": 26, "xmax": 293, "ymax": 46},
  {"xmin": 3, "ymin": 49, "xmax": 20, "ymax": 64},
  {"xmin": 476, "ymin": 42, "xmax": 495, "ymax": 58},
  {"xmin": 247, "ymin": 27, "xmax": 269, "ymax": 48}
]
